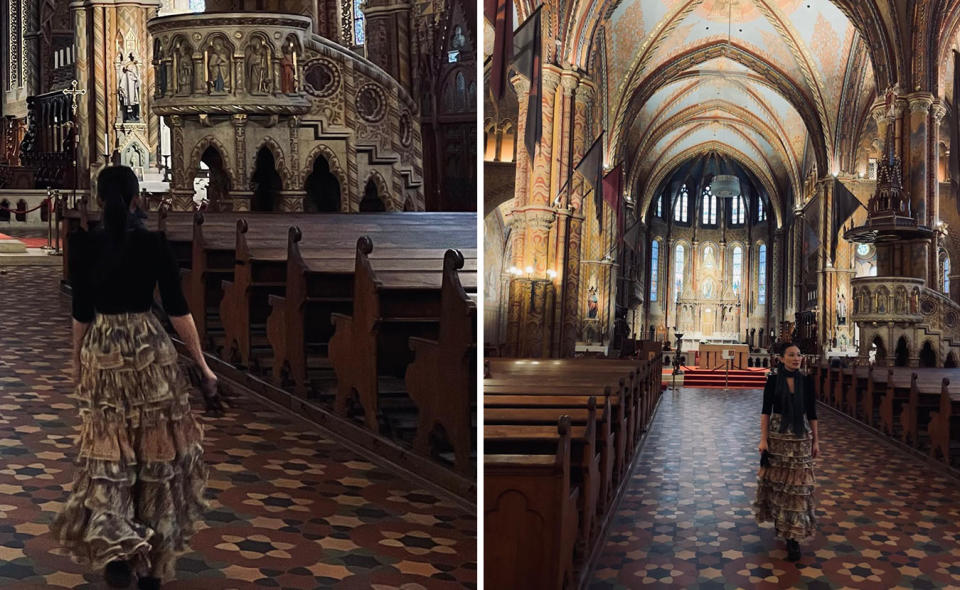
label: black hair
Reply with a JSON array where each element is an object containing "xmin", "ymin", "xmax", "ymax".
[
  {"xmin": 98, "ymin": 165, "xmax": 139, "ymax": 242},
  {"xmin": 774, "ymin": 341, "xmax": 801, "ymax": 356}
]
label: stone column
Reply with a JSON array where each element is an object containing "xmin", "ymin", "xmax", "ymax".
[
  {"xmin": 690, "ymin": 240, "xmax": 699, "ymax": 294},
  {"xmin": 561, "ymin": 210, "xmax": 583, "ymax": 356},
  {"xmin": 906, "ymin": 93, "xmax": 933, "ymax": 223},
  {"xmin": 168, "ymin": 115, "xmax": 193, "ymax": 210},
  {"xmin": 511, "ymin": 75, "xmax": 530, "ymax": 208},
  {"xmin": 931, "ymin": 101, "xmax": 947, "ymax": 288},
  {"xmin": 773, "ymin": 228, "xmax": 783, "ymax": 342},
  {"xmin": 528, "ymin": 66, "xmax": 561, "ymax": 208}
]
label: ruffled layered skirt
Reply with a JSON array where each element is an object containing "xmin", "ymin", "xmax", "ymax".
[
  {"xmin": 753, "ymin": 413, "xmax": 816, "ymax": 541},
  {"xmin": 51, "ymin": 312, "xmax": 208, "ymax": 581}
]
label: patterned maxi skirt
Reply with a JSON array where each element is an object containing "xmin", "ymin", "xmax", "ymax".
[
  {"xmin": 51, "ymin": 312, "xmax": 208, "ymax": 581},
  {"xmin": 753, "ymin": 413, "xmax": 817, "ymax": 541}
]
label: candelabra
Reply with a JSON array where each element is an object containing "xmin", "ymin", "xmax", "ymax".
[{"xmin": 670, "ymin": 331, "xmax": 684, "ymax": 391}]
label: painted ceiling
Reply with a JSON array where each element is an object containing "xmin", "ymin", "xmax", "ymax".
[{"xmin": 602, "ymin": 0, "xmax": 876, "ymax": 225}]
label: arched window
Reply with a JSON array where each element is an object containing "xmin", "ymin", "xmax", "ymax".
[
  {"xmin": 483, "ymin": 122, "xmax": 496, "ymax": 161},
  {"xmin": 945, "ymin": 254, "xmax": 951, "ymax": 296},
  {"xmin": 674, "ymin": 185, "xmax": 688, "ymax": 223},
  {"xmin": 189, "ymin": 0, "xmax": 205, "ymax": 12},
  {"xmin": 656, "ymin": 194, "xmax": 662, "ymax": 218},
  {"xmin": 650, "ymin": 241, "xmax": 659, "ymax": 302},
  {"xmin": 757, "ymin": 198, "xmax": 766, "ymax": 222},
  {"xmin": 354, "ymin": 0, "xmax": 366, "ymax": 45},
  {"xmin": 732, "ymin": 246, "xmax": 743, "ymax": 295},
  {"xmin": 701, "ymin": 185, "xmax": 716, "ymax": 224},
  {"xmin": 758, "ymin": 244, "xmax": 767, "ymax": 305},
  {"xmin": 674, "ymin": 244, "xmax": 685, "ymax": 302},
  {"xmin": 731, "ymin": 195, "xmax": 745, "ymax": 224}
]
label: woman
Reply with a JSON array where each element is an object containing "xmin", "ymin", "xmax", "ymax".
[
  {"xmin": 51, "ymin": 166, "xmax": 223, "ymax": 590},
  {"xmin": 754, "ymin": 342, "xmax": 819, "ymax": 562}
]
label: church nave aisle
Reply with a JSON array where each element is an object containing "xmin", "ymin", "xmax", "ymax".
[
  {"xmin": 588, "ymin": 387, "xmax": 960, "ymax": 589},
  {"xmin": 0, "ymin": 266, "xmax": 476, "ymax": 589}
]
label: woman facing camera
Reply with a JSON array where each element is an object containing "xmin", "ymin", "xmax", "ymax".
[{"xmin": 754, "ymin": 342, "xmax": 819, "ymax": 562}]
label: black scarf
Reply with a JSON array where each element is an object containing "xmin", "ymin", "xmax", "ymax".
[{"xmin": 776, "ymin": 367, "xmax": 808, "ymax": 435}]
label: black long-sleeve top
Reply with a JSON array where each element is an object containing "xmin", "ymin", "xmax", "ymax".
[
  {"xmin": 761, "ymin": 372, "xmax": 818, "ymax": 420},
  {"xmin": 68, "ymin": 227, "xmax": 189, "ymax": 323}
]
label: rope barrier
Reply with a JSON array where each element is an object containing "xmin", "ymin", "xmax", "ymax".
[{"xmin": 0, "ymin": 200, "xmax": 49, "ymax": 215}]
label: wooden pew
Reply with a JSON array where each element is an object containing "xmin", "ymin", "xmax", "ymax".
[
  {"xmin": 405, "ymin": 250, "xmax": 477, "ymax": 477},
  {"xmin": 485, "ymin": 398, "xmax": 601, "ymax": 556},
  {"xmin": 329, "ymin": 236, "xmax": 477, "ymax": 432},
  {"xmin": 485, "ymin": 416, "xmax": 579, "ymax": 590},
  {"xmin": 926, "ymin": 378, "xmax": 960, "ymax": 465},
  {"xmin": 268, "ymin": 230, "xmax": 475, "ymax": 397},
  {"xmin": 485, "ymin": 393, "xmax": 616, "ymax": 515}
]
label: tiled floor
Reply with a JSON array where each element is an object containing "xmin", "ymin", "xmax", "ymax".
[
  {"xmin": 589, "ymin": 387, "xmax": 960, "ymax": 589},
  {"xmin": 0, "ymin": 266, "xmax": 476, "ymax": 589}
]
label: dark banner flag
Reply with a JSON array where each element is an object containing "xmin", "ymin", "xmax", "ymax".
[
  {"xmin": 603, "ymin": 164, "xmax": 623, "ymax": 244},
  {"xmin": 801, "ymin": 194, "xmax": 820, "ymax": 259},
  {"xmin": 952, "ymin": 50, "xmax": 960, "ymax": 213},
  {"xmin": 488, "ymin": 0, "xmax": 513, "ymax": 100},
  {"xmin": 513, "ymin": 6, "xmax": 542, "ymax": 157},
  {"xmin": 831, "ymin": 179, "xmax": 865, "ymax": 261},
  {"xmin": 575, "ymin": 134, "xmax": 604, "ymax": 230}
]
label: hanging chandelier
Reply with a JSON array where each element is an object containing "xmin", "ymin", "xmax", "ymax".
[{"xmin": 710, "ymin": 174, "xmax": 741, "ymax": 199}]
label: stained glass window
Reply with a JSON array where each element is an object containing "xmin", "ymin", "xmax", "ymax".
[
  {"xmin": 702, "ymin": 186, "xmax": 716, "ymax": 224},
  {"xmin": 758, "ymin": 244, "xmax": 767, "ymax": 305},
  {"xmin": 945, "ymin": 256, "xmax": 951, "ymax": 295},
  {"xmin": 650, "ymin": 241, "xmax": 659, "ymax": 302},
  {"xmin": 757, "ymin": 198, "xmax": 765, "ymax": 222},
  {"xmin": 733, "ymin": 246, "xmax": 742, "ymax": 295},
  {"xmin": 656, "ymin": 195, "xmax": 662, "ymax": 218},
  {"xmin": 674, "ymin": 244, "xmax": 685, "ymax": 303},
  {"xmin": 189, "ymin": 0, "xmax": 205, "ymax": 12},
  {"xmin": 731, "ymin": 195, "xmax": 745, "ymax": 224},
  {"xmin": 355, "ymin": 0, "xmax": 365, "ymax": 45},
  {"xmin": 674, "ymin": 185, "xmax": 688, "ymax": 223}
]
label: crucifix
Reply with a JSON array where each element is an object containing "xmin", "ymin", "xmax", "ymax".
[{"xmin": 62, "ymin": 79, "xmax": 86, "ymax": 209}]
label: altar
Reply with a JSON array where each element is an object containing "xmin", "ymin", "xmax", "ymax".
[{"xmin": 699, "ymin": 342, "xmax": 750, "ymax": 368}]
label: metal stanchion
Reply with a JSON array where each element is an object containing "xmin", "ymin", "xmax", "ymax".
[{"xmin": 41, "ymin": 188, "xmax": 54, "ymax": 252}]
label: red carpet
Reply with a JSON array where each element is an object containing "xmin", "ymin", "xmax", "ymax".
[
  {"xmin": 662, "ymin": 366, "xmax": 769, "ymax": 389},
  {"xmin": 0, "ymin": 234, "xmax": 58, "ymax": 248}
]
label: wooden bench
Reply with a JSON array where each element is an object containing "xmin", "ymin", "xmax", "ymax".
[
  {"xmin": 485, "ymin": 398, "xmax": 601, "ymax": 556},
  {"xmin": 328, "ymin": 236, "xmax": 477, "ymax": 433},
  {"xmin": 485, "ymin": 416, "xmax": 579, "ymax": 590},
  {"xmin": 405, "ymin": 250, "xmax": 477, "ymax": 477}
]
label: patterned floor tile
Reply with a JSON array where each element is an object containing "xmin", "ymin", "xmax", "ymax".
[
  {"xmin": 589, "ymin": 387, "xmax": 960, "ymax": 589},
  {"xmin": 0, "ymin": 267, "xmax": 475, "ymax": 588}
]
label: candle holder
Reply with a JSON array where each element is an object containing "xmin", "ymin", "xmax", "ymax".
[{"xmin": 670, "ymin": 331, "xmax": 684, "ymax": 391}]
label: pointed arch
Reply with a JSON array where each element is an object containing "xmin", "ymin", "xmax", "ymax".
[
  {"xmin": 250, "ymin": 137, "xmax": 288, "ymax": 190},
  {"xmin": 187, "ymin": 135, "xmax": 236, "ymax": 188}
]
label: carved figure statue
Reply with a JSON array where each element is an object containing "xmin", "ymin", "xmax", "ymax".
[
  {"xmin": 177, "ymin": 42, "xmax": 193, "ymax": 94},
  {"xmin": 119, "ymin": 53, "xmax": 141, "ymax": 122},
  {"xmin": 450, "ymin": 25, "xmax": 465, "ymax": 50},
  {"xmin": 587, "ymin": 286, "xmax": 599, "ymax": 319},
  {"xmin": 246, "ymin": 37, "xmax": 271, "ymax": 95},
  {"xmin": 154, "ymin": 40, "xmax": 167, "ymax": 97},
  {"xmin": 837, "ymin": 293, "xmax": 847, "ymax": 325},
  {"xmin": 281, "ymin": 41, "xmax": 296, "ymax": 93},
  {"xmin": 704, "ymin": 245, "xmax": 716, "ymax": 268},
  {"xmin": 207, "ymin": 38, "xmax": 230, "ymax": 93}
]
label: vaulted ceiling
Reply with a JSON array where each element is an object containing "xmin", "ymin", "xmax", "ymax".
[{"xmin": 593, "ymin": 0, "xmax": 878, "ymax": 226}]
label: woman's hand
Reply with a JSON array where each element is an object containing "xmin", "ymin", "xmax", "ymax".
[
  {"xmin": 811, "ymin": 440, "xmax": 820, "ymax": 459},
  {"xmin": 758, "ymin": 439, "xmax": 768, "ymax": 453}
]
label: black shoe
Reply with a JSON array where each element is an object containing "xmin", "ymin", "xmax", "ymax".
[
  {"xmin": 786, "ymin": 539, "xmax": 801, "ymax": 562},
  {"xmin": 138, "ymin": 577, "xmax": 161, "ymax": 590},
  {"xmin": 104, "ymin": 560, "xmax": 133, "ymax": 588}
]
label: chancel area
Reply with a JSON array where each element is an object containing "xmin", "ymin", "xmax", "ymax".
[
  {"xmin": 0, "ymin": 0, "xmax": 477, "ymax": 587},
  {"xmin": 484, "ymin": 1, "xmax": 960, "ymax": 588}
]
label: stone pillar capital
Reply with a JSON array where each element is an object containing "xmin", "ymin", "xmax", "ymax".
[
  {"xmin": 231, "ymin": 113, "xmax": 247, "ymax": 127},
  {"xmin": 525, "ymin": 207, "xmax": 557, "ymax": 231},
  {"xmin": 906, "ymin": 92, "xmax": 934, "ymax": 114},
  {"xmin": 542, "ymin": 66, "xmax": 562, "ymax": 93},
  {"xmin": 511, "ymin": 74, "xmax": 530, "ymax": 96},
  {"xmin": 575, "ymin": 78, "xmax": 596, "ymax": 102},
  {"xmin": 560, "ymin": 71, "xmax": 579, "ymax": 95},
  {"xmin": 168, "ymin": 114, "xmax": 183, "ymax": 128},
  {"xmin": 932, "ymin": 101, "xmax": 948, "ymax": 122}
]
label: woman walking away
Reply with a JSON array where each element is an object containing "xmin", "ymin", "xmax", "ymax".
[
  {"xmin": 51, "ymin": 166, "xmax": 224, "ymax": 589},
  {"xmin": 754, "ymin": 342, "xmax": 819, "ymax": 562}
]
